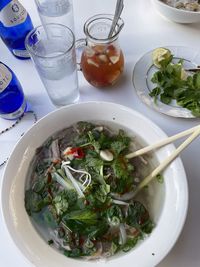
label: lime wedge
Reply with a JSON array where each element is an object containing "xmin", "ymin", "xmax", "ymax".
[{"xmin": 152, "ymin": 48, "xmax": 172, "ymax": 68}]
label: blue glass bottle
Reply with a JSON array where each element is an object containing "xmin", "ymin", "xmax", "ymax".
[
  {"xmin": 0, "ymin": 0, "xmax": 34, "ymax": 59},
  {"xmin": 0, "ymin": 62, "xmax": 26, "ymax": 119}
]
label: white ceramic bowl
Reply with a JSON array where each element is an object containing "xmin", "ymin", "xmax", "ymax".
[
  {"xmin": 1, "ymin": 102, "xmax": 188, "ymax": 267},
  {"xmin": 151, "ymin": 0, "xmax": 200, "ymax": 23}
]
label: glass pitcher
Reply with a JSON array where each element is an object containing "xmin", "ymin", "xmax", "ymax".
[{"xmin": 79, "ymin": 14, "xmax": 124, "ymax": 88}]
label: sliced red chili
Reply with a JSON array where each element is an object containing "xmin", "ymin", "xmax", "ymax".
[{"xmin": 66, "ymin": 147, "xmax": 85, "ymax": 159}]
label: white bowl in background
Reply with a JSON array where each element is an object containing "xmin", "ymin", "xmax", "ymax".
[
  {"xmin": 1, "ymin": 102, "xmax": 188, "ymax": 267},
  {"xmin": 151, "ymin": 0, "xmax": 200, "ymax": 23}
]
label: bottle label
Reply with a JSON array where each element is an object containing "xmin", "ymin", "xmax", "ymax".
[
  {"xmin": 0, "ymin": 0, "xmax": 27, "ymax": 27},
  {"xmin": 0, "ymin": 63, "xmax": 12, "ymax": 93},
  {"xmin": 12, "ymin": 49, "xmax": 30, "ymax": 58}
]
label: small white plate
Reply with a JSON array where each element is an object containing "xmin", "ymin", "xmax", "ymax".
[{"xmin": 133, "ymin": 46, "xmax": 200, "ymax": 118}]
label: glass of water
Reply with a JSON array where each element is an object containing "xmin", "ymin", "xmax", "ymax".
[
  {"xmin": 25, "ymin": 24, "xmax": 79, "ymax": 106},
  {"xmin": 34, "ymin": 0, "xmax": 74, "ymax": 31}
]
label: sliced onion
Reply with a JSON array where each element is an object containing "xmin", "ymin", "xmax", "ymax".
[
  {"xmin": 111, "ymin": 191, "xmax": 135, "ymax": 201},
  {"xmin": 51, "ymin": 139, "xmax": 60, "ymax": 160},
  {"xmin": 139, "ymin": 155, "xmax": 148, "ymax": 165},
  {"xmin": 112, "ymin": 199, "xmax": 129, "ymax": 206},
  {"xmin": 119, "ymin": 223, "xmax": 127, "ymax": 245}
]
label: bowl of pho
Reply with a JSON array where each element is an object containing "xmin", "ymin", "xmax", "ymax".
[{"xmin": 1, "ymin": 102, "xmax": 188, "ymax": 267}]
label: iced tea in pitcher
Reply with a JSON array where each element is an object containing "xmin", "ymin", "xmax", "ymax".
[{"xmin": 80, "ymin": 14, "xmax": 124, "ymax": 88}]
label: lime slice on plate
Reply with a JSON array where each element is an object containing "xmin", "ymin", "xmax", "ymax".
[{"xmin": 152, "ymin": 47, "xmax": 172, "ymax": 68}]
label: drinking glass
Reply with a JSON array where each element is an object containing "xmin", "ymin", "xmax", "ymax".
[
  {"xmin": 34, "ymin": 0, "xmax": 74, "ymax": 31},
  {"xmin": 25, "ymin": 24, "xmax": 79, "ymax": 106}
]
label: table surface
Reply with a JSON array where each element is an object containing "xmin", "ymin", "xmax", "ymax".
[{"xmin": 1, "ymin": 0, "xmax": 200, "ymax": 266}]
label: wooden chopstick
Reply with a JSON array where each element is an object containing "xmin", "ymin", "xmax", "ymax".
[
  {"xmin": 132, "ymin": 126, "xmax": 200, "ymax": 197},
  {"xmin": 125, "ymin": 125, "xmax": 200, "ymax": 159}
]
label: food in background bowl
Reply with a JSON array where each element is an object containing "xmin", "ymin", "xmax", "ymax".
[
  {"xmin": 151, "ymin": 0, "xmax": 200, "ymax": 23},
  {"xmin": 161, "ymin": 0, "xmax": 200, "ymax": 12},
  {"xmin": 25, "ymin": 121, "xmax": 154, "ymax": 259},
  {"xmin": 1, "ymin": 102, "xmax": 188, "ymax": 267}
]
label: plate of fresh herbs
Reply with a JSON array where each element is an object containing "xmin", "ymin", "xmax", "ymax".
[{"xmin": 133, "ymin": 46, "xmax": 200, "ymax": 118}]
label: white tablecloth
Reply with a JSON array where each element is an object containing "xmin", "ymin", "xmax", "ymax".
[{"xmin": 0, "ymin": 0, "xmax": 200, "ymax": 266}]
